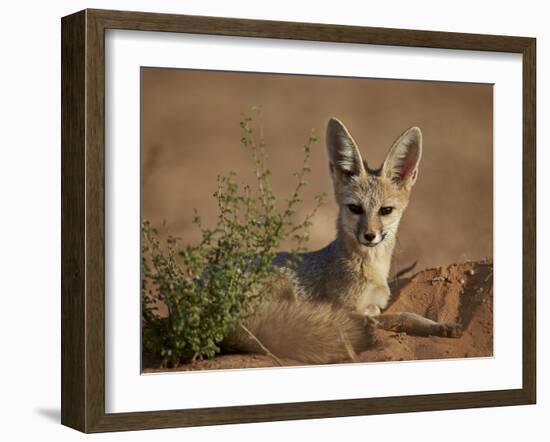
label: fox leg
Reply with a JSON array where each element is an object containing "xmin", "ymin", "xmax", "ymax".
[
  {"xmin": 356, "ymin": 283, "xmax": 391, "ymax": 317},
  {"xmin": 372, "ymin": 312, "xmax": 463, "ymax": 338},
  {"xmin": 363, "ymin": 304, "xmax": 381, "ymax": 316}
]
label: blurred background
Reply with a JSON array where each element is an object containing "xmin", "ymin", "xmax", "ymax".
[{"xmin": 141, "ymin": 68, "xmax": 493, "ymax": 274}]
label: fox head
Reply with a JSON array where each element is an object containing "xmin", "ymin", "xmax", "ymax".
[{"xmin": 326, "ymin": 118, "xmax": 422, "ymax": 252}]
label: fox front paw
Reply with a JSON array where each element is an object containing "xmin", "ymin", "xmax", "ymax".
[
  {"xmin": 363, "ymin": 304, "xmax": 382, "ymax": 317},
  {"xmin": 439, "ymin": 322, "xmax": 463, "ymax": 338}
]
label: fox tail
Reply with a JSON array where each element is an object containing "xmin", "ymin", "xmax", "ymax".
[{"xmin": 224, "ymin": 298, "xmax": 373, "ymax": 364}]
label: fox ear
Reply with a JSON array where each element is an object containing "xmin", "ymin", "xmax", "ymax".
[
  {"xmin": 382, "ymin": 127, "xmax": 422, "ymax": 189},
  {"xmin": 326, "ymin": 118, "xmax": 366, "ymax": 181}
]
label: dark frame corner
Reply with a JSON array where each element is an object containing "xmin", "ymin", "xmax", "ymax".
[{"xmin": 61, "ymin": 9, "xmax": 536, "ymax": 433}]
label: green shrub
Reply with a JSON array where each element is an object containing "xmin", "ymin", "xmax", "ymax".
[{"xmin": 141, "ymin": 109, "xmax": 326, "ymax": 368}]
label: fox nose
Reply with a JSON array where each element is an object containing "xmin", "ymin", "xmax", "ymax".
[{"xmin": 364, "ymin": 232, "xmax": 376, "ymax": 242}]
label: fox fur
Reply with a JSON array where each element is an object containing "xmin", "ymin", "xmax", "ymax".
[{"xmin": 224, "ymin": 118, "xmax": 462, "ymax": 364}]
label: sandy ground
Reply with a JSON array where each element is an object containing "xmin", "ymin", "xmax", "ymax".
[{"xmin": 143, "ymin": 260, "xmax": 493, "ymax": 372}]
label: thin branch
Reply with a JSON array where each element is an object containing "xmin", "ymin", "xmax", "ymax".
[
  {"xmin": 239, "ymin": 324, "xmax": 283, "ymax": 366},
  {"xmin": 391, "ymin": 260, "xmax": 418, "ymax": 282},
  {"xmin": 340, "ymin": 331, "xmax": 360, "ymax": 363}
]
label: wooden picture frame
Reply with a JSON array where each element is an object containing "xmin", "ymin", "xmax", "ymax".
[{"xmin": 61, "ymin": 8, "xmax": 536, "ymax": 433}]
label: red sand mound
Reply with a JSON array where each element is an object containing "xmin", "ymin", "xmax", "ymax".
[{"xmin": 143, "ymin": 260, "xmax": 493, "ymax": 373}]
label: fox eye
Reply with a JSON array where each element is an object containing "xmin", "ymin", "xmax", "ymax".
[
  {"xmin": 379, "ymin": 206, "xmax": 393, "ymax": 216},
  {"xmin": 347, "ymin": 204, "xmax": 364, "ymax": 215}
]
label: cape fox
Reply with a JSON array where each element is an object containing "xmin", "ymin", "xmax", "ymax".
[{"xmin": 224, "ymin": 118, "xmax": 462, "ymax": 364}]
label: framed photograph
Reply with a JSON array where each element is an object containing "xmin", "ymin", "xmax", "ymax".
[{"xmin": 61, "ymin": 9, "xmax": 536, "ymax": 433}]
